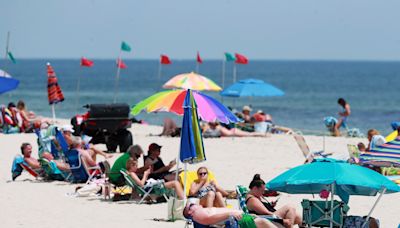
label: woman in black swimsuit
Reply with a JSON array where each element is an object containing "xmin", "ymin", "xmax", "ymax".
[{"xmin": 246, "ymin": 174, "xmax": 302, "ymax": 227}]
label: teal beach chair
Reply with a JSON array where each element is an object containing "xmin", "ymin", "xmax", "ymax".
[{"xmin": 301, "ymin": 199, "xmax": 349, "ymax": 227}]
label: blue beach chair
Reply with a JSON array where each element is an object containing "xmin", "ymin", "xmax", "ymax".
[
  {"xmin": 64, "ymin": 149, "xmax": 89, "ymax": 183},
  {"xmin": 64, "ymin": 149, "xmax": 102, "ymax": 183}
]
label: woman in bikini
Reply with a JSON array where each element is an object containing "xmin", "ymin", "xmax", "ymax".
[{"xmin": 189, "ymin": 167, "xmax": 229, "ymax": 208}]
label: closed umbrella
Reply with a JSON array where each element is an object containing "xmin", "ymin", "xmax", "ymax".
[
  {"xmin": 267, "ymin": 158, "xmax": 400, "ymax": 227},
  {"xmin": 220, "ymin": 78, "xmax": 284, "ymax": 97},
  {"xmin": 178, "ymin": 89, "xmax": 206, "ymax": 207},
  {"xmin": 47, "ymin": 63, "xmax": 65, "ymax": 122},
  {"xmin": 0, "ymin": 69, "xmax": 19, "ymax": 94}
]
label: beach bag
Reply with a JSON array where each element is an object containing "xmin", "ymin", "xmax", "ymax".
[
  {"xmin": 343, "ymin": 216, "xmax": 379, "ymax": 228},
  {"xmin": 167, "ymin": 197, "xmax": 185, "ymax": 221},
  {"xmin": 76, "ymin": 183, "xmax": 102, "ymax": 197}
]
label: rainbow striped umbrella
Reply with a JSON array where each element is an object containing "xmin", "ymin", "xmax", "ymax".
[
  {"xmin": 131, "ymin": 90, "xmax": 239, "ymax": 124},
  {"xmin": 163, "ymin": 72, "xmax": 222, "ymax": 91}
]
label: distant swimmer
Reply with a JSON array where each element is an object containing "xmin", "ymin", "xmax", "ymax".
[{"xmin": 334, "ymin": 98, "xmax": 351, "ymax": 137}]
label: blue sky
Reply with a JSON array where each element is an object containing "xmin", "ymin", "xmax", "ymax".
[{"xmin": 1, "ymin": 0, "xmax": 400, "ymax": 60}]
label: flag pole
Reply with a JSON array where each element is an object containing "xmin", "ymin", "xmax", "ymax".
[
  {"xmin": 113, "ymin": 50, "xmax": 122, "ymax": 103},
  {"xmin": 76, "ymin": 65, "xmax": 82, "ymax": 112},
  {"xmin": 158, "ymin": 60, "xmax": 162, "ymax": 81},
  {"xmin": 4, "ymin": 31, "xmax": 10, "ymax": 62},
  {"xmin": 196, "ymin": 62, "xmax": 199, "ymax": 73},
  {"xmin": 233, "ymin": 63, "xmax": 237, "ymax": 83}
]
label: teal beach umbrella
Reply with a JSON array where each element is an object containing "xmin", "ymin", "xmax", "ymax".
[{"xmin": 267, "ymin": 158, "xmax": 400, "ymax": 227}]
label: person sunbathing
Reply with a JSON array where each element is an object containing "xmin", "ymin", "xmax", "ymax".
[
  {"xmin": 125, "ymin": 158, "xmax": 185, "ymax": 200},
  {"xmin": 246, "ymin": 174, "xmax": 302, "ymax": 227},
  {"xmin": 189, "ymin": 166, "xmax": 229, "ymax": 208},
  {"xmin": 21, "ymin": 143, "xmax": 41, "ymax": 169},
  {"xmin": 183, "ymin": 203, "xmax": 278, "ymax": 228},
  {"xmin": 366, "ymin": 129, "xmax": 386, "ymax": 151},
  {"xmin": 62, "ymin": 126, "xmax": 112, "ymax": 161},
  {"xmin": 202, "ymin": 122, "xmax": 270, "ymax": 138}
]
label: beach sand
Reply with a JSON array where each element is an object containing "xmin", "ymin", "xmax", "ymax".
[{"xmin": 1, "ymin": 122, "xmax": 399, "ymax": 227}]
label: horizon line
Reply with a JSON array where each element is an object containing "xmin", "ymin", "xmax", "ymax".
[{"xmin": 6, "ymin": 57, "xmax": 400, "ymax": 63}]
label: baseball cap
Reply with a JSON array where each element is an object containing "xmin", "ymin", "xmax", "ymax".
[
  {"xmin": 61, "ymin": 124, "xmax": 75, "ymax": 133},
  {"xmin": 148, "ymin": 143, "xmax": 162, "ymax": 151},
  {"xmin": 242, "ymin": 105, "xmax": 252, "ymax": 112}
]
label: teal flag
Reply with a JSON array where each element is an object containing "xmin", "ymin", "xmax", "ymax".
[
  {"xmin": 8, "ymin": 52, "xmax": 16, "ymax": 63},
  {"xmin": 121, "ymin": 41, "xmax": 131, "ymax": 52},
  {"xmin": 224, "ymin": 52, "xmax": 235, "ymax": 62}
]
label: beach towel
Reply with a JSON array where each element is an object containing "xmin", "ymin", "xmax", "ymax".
[{"xmin": 11, "ymin": 155, "xmax": 25, "ymax": 180}]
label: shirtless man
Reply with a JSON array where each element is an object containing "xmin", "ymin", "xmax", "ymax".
[
  {"xmin": 334, "ymin": 98, "xmax": 351, "ymax": 137},
  {"xmin": 21, "ymin": 143, "xmax": 41, "ymax": 169},
  {"xmin": 183, "ymin": 203, "xmax": 279, "ymax": 228}
]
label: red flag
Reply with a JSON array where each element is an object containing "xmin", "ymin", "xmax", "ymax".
[
  {"xmin": 160, "ymin": 55, "xmax": 171, "ymax": 64},
  {"xmin": 116, "ymin": 58, "xmax": 127, "ymax": 69},
  {"xmin": 81, "ymin": 57, "xmax": 94, "ymax": 67},
  {"xmin": 235, "ymin": 53, "xmax": 248, "ymax": 64},
  {"xmin": 196, "ymin": 51, "xmax": 203, "ymax": 64}
]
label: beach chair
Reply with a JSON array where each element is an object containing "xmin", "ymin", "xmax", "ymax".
[
  {"xmin": 11, "ymin": 155, "xmax": 42, "ymax": 181},
  {"xmin": 301, "ymin": 199, "xmax": 349, "ymax": 227},
  {"xmin": 235, "ymin": 185, "xmax": 284, "ymax": 226},
  {"xmin": 179, "ymin": 170, "xmax": 217, "ymax": 197},
  {"xmin": 35, "ymin": 126, "xmax": 65, "ymax": 159},
  {"xmin": 120, "ymin": 168, "xmax": 171, "ymax": 204},
  {"xmin": 38, "ymin": 158, "xmax": 66, "ymax": 181},
  {"xmin": 64, "ymin": 149, "xmax": 102, "ymax": 183},
  {"xmin": 294, "ymin": 134, "xmax": 332, "ymax": 163}
]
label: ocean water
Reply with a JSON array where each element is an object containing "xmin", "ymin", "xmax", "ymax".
[{"xmin": 1, "ymin": 59, "xmax": 399, "ymax": 135}]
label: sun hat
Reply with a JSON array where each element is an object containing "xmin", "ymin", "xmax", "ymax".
[
  {"xmin": 242, "ymin": 105, "xmax": 252, "ymax": 112},
  {"xmin": 61, "ymin": 124, "xmax": 75, "ymax": 133}
]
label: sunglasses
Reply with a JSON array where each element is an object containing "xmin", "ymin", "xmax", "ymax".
[{"xmin": 198, "ymin": 172, "xmax": 208, "ymax": 176}]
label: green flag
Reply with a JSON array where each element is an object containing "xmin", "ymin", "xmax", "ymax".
[
  {"xmin": 121, "ymin": 41, "xmax": 131, "ymax": 52},
  {"xmin": 224, "ymin": 52, "xmax": 235, "ymax": 62},
  {"xmin": 8, "ymin": 52, "xmax": 16, "ymax": 63}
]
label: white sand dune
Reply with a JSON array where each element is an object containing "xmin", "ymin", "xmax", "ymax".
[{"xmin": 1, "ymin": 122, "xmax": 399, "ymax": 227}]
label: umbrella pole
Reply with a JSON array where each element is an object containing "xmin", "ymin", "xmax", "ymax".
[
  {"xmin": 196, "ymin": 62, "xmax": 199, "ymax": 74},
  {"xmin": 158, "ymin": 62, "xmax": 162, "ymax": 81},
  {"xmin": 361, "ymin": 187, "xmax": 386, "ymax": 228},
  {"xmin": 51, "ymin": 104, "xmax": 56, "ymax": 123},
  {"xmin": 330, "ymin": 184, "xmax": 334, "ymax": 228},
  {"xmin": 222, "ymin": 59, "xmax": 225, "ymax": 88},
  {"xmin": 183, "ymin": 163, "xmax": 188, "ymax": 205}
]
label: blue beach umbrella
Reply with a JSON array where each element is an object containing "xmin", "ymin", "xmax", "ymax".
[
  {"xmin": 220, "ymin": 78, "xmax": 284, "ymax": 97},
  {"xmin": 267, "ymin": 158, "xmax": 400, "ymax": 227},
  {"xmin": 0, "ymin": 70, "xmax": 19, "ymax": 94}
]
